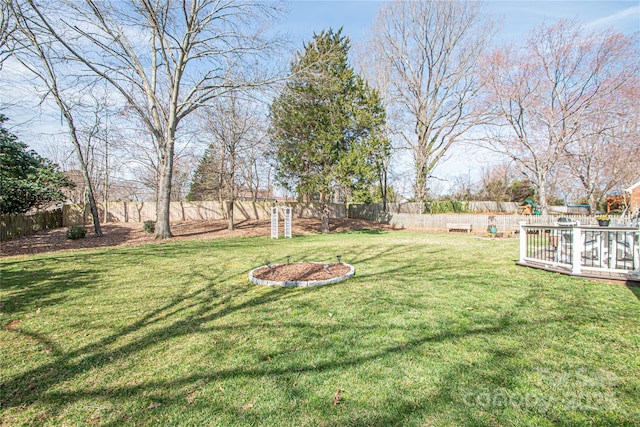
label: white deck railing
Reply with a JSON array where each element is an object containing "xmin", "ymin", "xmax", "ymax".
[{"xmin": 518, "ymin": 222, "xmax": 640, "ymax": 279}]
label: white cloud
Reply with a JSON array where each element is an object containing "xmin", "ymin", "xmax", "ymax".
[{"xmin": 585, "ymin": 5, "xmax": 640, "ymax": 29}]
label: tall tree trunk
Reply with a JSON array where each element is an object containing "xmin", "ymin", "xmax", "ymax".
[
  {"xmin": 588, "ymin": 193, "xmax": 597, "ymax": 213},
  {"xmin": 586, "ymin": 181, "xmax": 597, "ymax": 213},
  {"xmin": 536, "ymin": 174, "xmax": 548, "ymax": 215},
  {"xmin": 414, "ymin": 157, "xmax": 428, "ymax": 203},
  {"xmin": 155, "ymin": 143, "xmax": 174, "ymax": 239},
  {"xmin": 103, "ymin": 130, "xmax": 109, "ymax": 223},
  {"xmin": 379, "ymin": 168, "xmax": 387, "ymax": 212},
  {"xmin": 228, "ymin": 146, "xmax": 236, "ymax": 231},
  {"xmin": 228, "ymin": 200, "xmax": 234, "ymax": 231},
  {"xmin": 78, "ymin": 159, "xmax": 102, "ymax": 236},
  {"xmin": 64, "ymin": 110, "xmax": 102, "ymax": 237},
  {"xmin": 10, "ymin": 0, "xmax": 102, "ymax": 237},
  {"xmin": 321, "ymin": 193, "xmax": 330, "ymax": 233}
]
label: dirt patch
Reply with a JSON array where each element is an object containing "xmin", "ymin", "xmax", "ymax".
[
  {"xmin": 252, "ymin": 262, "xmax": 352, "ymax": 282},
  {"xmin": 0, "ymin": 218, "xmax": 395, "ymax": 258},
  {"xmin": 5, "ymin": 319, "xmax": 22, "ymax": 330}
]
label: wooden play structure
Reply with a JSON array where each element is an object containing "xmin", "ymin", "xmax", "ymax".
[
  {"xmin": 518, "ymin": 199, "xmax": 541, "ymax": 215},
  {"xmin": 605, "ymin": 194, "xmax": 630, "ymax": 213}
]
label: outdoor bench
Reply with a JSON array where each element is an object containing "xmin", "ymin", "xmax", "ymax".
[{"xmin": 446, "ymin": 223, "xmax": 472, "ymax": 233}]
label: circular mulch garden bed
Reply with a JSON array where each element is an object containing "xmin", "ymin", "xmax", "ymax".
[{"xmin": 249, "ymin": 262, "xmax": 355, "ymax": 287}]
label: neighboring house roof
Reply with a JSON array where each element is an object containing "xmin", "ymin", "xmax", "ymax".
[{"xmin": 625, "ymin": 180, "xmax": 640, "ymax": 192}]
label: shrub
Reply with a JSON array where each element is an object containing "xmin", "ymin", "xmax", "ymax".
[
  {"xmin": 66, "ymin": 225, "xmax": 87, "ymax": 240},
  {"xmin": 143, "ymin": 220, "xmax": 155, "ymax": 234},
  {"xmin": 424, "ymin": 200, "xmax": 470, "ymax": 214}
]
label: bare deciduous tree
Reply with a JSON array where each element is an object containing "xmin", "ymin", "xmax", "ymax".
[
  {"xmin": 190, "ymin": 93, "xmax": 270, "ymax": 230},
  {"xmin": 565, "ymin": 81, "xmax": 640, "ymax": 209},
  {"xmin": 355, "ymin": 38, "xmax": 394, "ymax": 211},
  {"xmin": 1, "ymin": 1, "xmax": 30, "ymax": 73},
  {"xmin": 9, "ymin": 1, "xmax": 103, "ymax": 235},
  {"xmin": 1, "ymin": 0, "xmax": 16, "ymax": 69},
  {"xmin": 480, "ymin": 20, "xmax": 638, "ymax": 213},
  {"xmin": 364, "ymin": 0, "xmax": 493, "ymax": 202},
  {"xmin": 25, "ymin": 0, "xmax": 283, "ymax": 238},
  {"xmin": 121, "ymin": 123, "xmax": 195, "ymax": 204}
]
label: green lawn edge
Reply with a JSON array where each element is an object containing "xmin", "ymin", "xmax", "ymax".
[{"xmin": 1, "ymin": 231, "xmax": 639, "ymax": 426}]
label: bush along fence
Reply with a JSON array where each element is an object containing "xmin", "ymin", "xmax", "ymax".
[
  {"xmin": 1, "ymin": 208, "xmax": 63, "ymax": 241},
  {"xmin": 349, "ymin": 201, "xmax": 521, "ymax": 217}
]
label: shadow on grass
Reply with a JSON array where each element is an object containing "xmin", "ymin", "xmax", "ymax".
[
  {"xmin": 1, "ymin": 276, "xmax": 563, "ymax": 427},
  {"xmin": 0, "ymin": 260, "xmax": 98, "ymax": 316},
  {"xmin": 2, "ymin": 237, "xmax": 634, "ymax": 426},
  {"xmin": 0, "ymin": 242, "xmax": 447, "ymax": 416},
  {"xmin": 108, "ymin": 313, "xmax": 569, "ymax": 426},
  {"xmin": 170, "ymin": 219, "xmax": 263, "ymax": 238},
  {"xmin": 626, "ymin": 282, "xmax": 640, "ymax": 300},
  {"xmin": 337, "ymin": 228, "xmax": 387, "ymax": 235}
]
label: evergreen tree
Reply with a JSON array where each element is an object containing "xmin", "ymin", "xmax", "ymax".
[
  {"xmin": 187, "ymin": 148, "xmax": 228, "ymax": 202},
  {"xmin": 270, "ymin": 28, "xmax": 390, "ymax": 231},
  {"xmin": 0, "ymin": 114, "xmax": 73, "ymax": 214}
]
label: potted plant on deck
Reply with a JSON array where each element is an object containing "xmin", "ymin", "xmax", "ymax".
[{"xmin": 596, "ymin": 214, "xmax": 610, "ymax": 227}]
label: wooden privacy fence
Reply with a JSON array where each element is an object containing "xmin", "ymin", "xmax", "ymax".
[
  {"xmin": 63, "ymin": 201, "xmax": 346, "ymax": 226},
  {"xmin": 1, "ymin": 209, "xmax": 63, "ymax": 241},
  {"xmin": 349, "ymin": 201, "xmax": 521, "ymax": 217},
  {"xmin": 4, "ymin": 201, "xmax": 616, "ymax": 242},
  {"xmin": 348, "ymin": 208, "xmax": 621, "ymax": 234}
]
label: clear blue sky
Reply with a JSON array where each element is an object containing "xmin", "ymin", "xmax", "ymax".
[
  {"xmin": 280, "ymin": 0, "xmax": 639, "ymax": 194},
  {"xmin": 3, "ymin": 1, "xmax": 638, "ymax": 197},
  {"xmin": 282, "ymin": 0, "xmax": 640, "ymax": 46}
]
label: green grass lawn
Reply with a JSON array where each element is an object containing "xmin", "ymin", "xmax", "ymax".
[{"xmin": 1, "ymin": 230, "xmax": 639, "ymax": 426}]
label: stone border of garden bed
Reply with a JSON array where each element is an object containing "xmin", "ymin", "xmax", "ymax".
[{"xmin": 249, "ymin": 262, "xmax": 355, "ymax": 287}]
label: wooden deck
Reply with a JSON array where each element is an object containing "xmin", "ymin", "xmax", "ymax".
[{"xmin": 517, "ymin": 259, "xmax": 640, "ymax": 284}]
